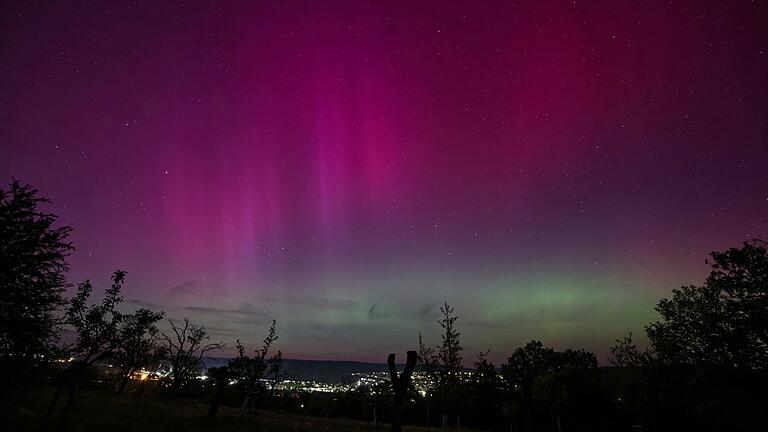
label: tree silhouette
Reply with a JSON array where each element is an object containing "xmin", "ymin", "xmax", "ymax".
[
  {"xmin": 418, "ymin": 302, "xmax": 463, "ymax": 431},
  {"xmin": 264, "ymin": 347, "xmax": 285, "ymax": 406},
  {"xmin": 45, "ymin": 270, "xmax": 128, "ymax": 428},
  {"xmin": 646, "ymin": 239, "xmax": 768, "ymax": 368},
  {"xmin": 114, "ymin": 308, "xmax": 165, "ymax": 393},
  {"xmin": 608, "ymin": 332, "xmax": 653, "ymax": 368},
  {"xmin": 469, "ymin": 350, "xmax": 501, "ymax": 430},
  {"xmin": 161, "ymin": 317, "xmax": 224, "ymax": 395},
  {"xmin": 501, "ymin": 340, "xmax": 554, "ymax": 431},
  {"xmin": 387, "ymin": 350, "xmax": 417, "ymax": 432},
  {"xmin": 535, "ymin": 349, "xmax": 599, "ymax": 432},
  {"xmin": 0, "ymin": 180, "xmax": 73, "ymax": 388},
  {"xmin": 501, "ymin": 342, "xmax": 600, "ymax": 432},
  {"xmin": 418, "ymin": 332, "xmax": 438, "ymax": 431},
  {"xmin": 229, "ymin": 319, "xmax": 279, "ymax": 412},
  {"xmin": 206, "ymin": 366, "xmax": 230, "ymax": 419}
]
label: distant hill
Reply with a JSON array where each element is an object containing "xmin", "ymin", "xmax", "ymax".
[{"xmin": 201, "ymin": 357, "xmax": 393, "ymax": 383}]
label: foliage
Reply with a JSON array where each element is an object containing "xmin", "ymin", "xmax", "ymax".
[
  {"xmin": 4, "ymin": 181, "xmax": 768, "ymax": 430},
  {"xmin": 500, "ymin": 342, "xmax": 601, "ymax": 431},
  {"xmin": 265, "ymin": 348, "xmax": 285, "ymax": 399},
  {"xmin": 646, "ymin": 239, "xmax": 768, "ymax": 368},
  {"xmin": 437, "ymin": 303, "xmax": 462, "ymax": 379},
  {"xmin": 228, "ymin": 319, "xmax": 279, "ymax": 399},
  {"xmin": 468, "ymin": 350, "xmax": 502, "ymax": 429},
  {"xmin": 0, "ymin": 179, "xmax": 73, "ymax": 364},
  {"xmin": 418, "ymin": 303, "xmax": 463, "ymax": 402},
  {"xmin": 608, "ymin": 332, "xmax": 653, "ymax": 367},
  {"xmin": 416, "ymin": 332, "xmax": 437, "ymax": 385},
  {"xmin": 65, "ymin": 270, "xmax": 128, "ymax": 366},
  {"xmin": 113, "ymin": 307, "xmax": 165, "ymax": 393}
]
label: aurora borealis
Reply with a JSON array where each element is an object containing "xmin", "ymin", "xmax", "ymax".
[{"xmin": 1, "ymin": 1, "xmax": 767, "ymax": 363}]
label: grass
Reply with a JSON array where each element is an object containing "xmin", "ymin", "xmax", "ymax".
[{"xmin": 10, "ymin": 388, "xmax": 471, "ymax": 432}]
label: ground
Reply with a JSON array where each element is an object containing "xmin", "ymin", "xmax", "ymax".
[{"xmin": 10, "ymin": 389, "xmax": 477, "ymax": 432}]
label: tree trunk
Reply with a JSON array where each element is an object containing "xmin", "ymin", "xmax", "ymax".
[
  {"xmin": 387, "ymin": 351, "xmax": 417, "ymax": 432},
  {"xmin": 207, "ymin": 399, "xmax": 220, "ymax": 419},
  {"xmin": 207, "ymin": 383, "xmax": 224, "ymax": 419},
  {"xmin": 40, "ymin": 384, "xmax": 63, "ymax": 431},
  {"xmin": 118, "ymin": 371, "xmax": 131, "ymax": 394},
  {"xmin": 442, "ymin": 413, "xmax": 448, "ymax": 432},
  {"xmin": 207, "ymin": 392, "xmax": 221, "ymax": 419},
  {"xmin": 523, "ymin": 405, "xmax": 530, "ymax": 432},
  {"xmin": 59, "ymin": 381, "xmax": 79, "ymax": 430},
  {"xmin": 457, "ymin": 413, "xmax": 460, "ymax": 431},
  {"xmin": 238, "ymin": 395, "xmax": 249, "ymax": 418},
  {"xmin": 426, "ymin": 402, "xmax": 431, "ymax": 432},
  {"xmin": 556, "ymin": 411, "xmax": 562, "ymax": 432},
  {"xmin": 265, "ymin": 384, "xmax": 276, "ymax": 407},
  {"xmin": 550, "ymin": 407, "xmax": 555, "ymax": 432}
]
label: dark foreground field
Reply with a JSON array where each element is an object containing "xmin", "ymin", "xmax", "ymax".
[{"xmin": 9, "ymin": 389, "xmax": 477, "ymax": 432}]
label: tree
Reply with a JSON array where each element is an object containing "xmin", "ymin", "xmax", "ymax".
[
  {"xmin": 535, "ymin": 349, "xmax": 599, "ymax": 432},
  {"xmin": 418, "ymin": 302, "xmax": 463, "ymax": 431},
  {"xmin": 608, "ymin": 332, "xmax": 653, "ymax": 368},
  {"xmin": 470, "ymin": 350, "xmax": 501, "ymax": 430},
  {"xmin": 45, "ymin": 270, "xmax": 128, "ymax": 428},
  {"xmin": 502, "ymin": 342, "xmax": 600, "ymax": 432},
  {"xmin": 418, "ymin": 332, "xmax": 438, "ymax": 431},
  {"xmin": 265, "ymin": 348, "xmax": 285, "ymax": 406},
  {"xmin": 206, "ymin": 366, "xmax": 230, "ymax": 419},
  {"xmin": 66, "ymin": 271, "xmax": 126, "ymax": 364},
  {"xmin": 114, "ymin": 308, "xmax": 165, "ymax": 393},
  {"xmin": 0, "ymin": 180, "xmax": 72, "ymax": 375},
  {"xmin": 606, "ymin": 332, "xmax": 653, "ymax": 427},
  {"xmin": 501, "ymin": 341, "xmax": 555, "ymax": 431},
  {"xmin": 646, "ymin": 239, "xmax": 768, "ymax": 368},
  {"xmin": 229, "ymin": 320, "xmax": 279, "ymax": 411},
  {"xmin": 161, "ymin": 317, "xmax": 224, "ymax": 395},
  {"xmin": 387, "ymin": 350, "xmax": 418, "ymax": 432}
]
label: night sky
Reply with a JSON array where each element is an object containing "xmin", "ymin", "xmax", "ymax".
[{"xmin": 1, "ymin": 1, "xmax": 767, "ymax": 363}]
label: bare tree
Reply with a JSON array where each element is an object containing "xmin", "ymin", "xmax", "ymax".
[{"xmin": 161, "ymin": 317, "xmax": 223, "ymax": 395}]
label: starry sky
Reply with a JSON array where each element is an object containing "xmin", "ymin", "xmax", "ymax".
[{"xmin": 1, "ymin": 1, "xmax": 767, "ymax": 363}]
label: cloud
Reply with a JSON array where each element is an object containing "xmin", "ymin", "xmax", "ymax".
[
  {"xmin": 125, "ymin": 298, "xmax": 163, "ymax": 309},
  {"xmin": 258, "ymin": 293, "xmax": 358, "ymax": 310},
  {"xmin": 179, "ymin": 303, "xmax": 267, "ymax": 318},
  {"xmin": 417, "ymin": 303, "xmax": 437, "ymax": 317},
  {"xmin": 167, "ymin": 280, "xmax": 199, "ymax": 297}
]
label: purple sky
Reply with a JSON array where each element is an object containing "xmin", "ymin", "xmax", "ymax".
[{"xmin": 1, "ymin": 1, "xmax": 767, "ymax": 363}]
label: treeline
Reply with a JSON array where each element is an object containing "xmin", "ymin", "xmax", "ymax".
[
  {"xmin": 2, "ymin": 178, "xmax": 767, "ymax": 432},
  {"xmin": 395, "ymin": 237, "xmax": 768, "ymax": 431},
  {"xmin": 0, "ymin": 180, "xmax": 284, "ymax": 428},
  {"xmin": 313, "ymin": 278, "xmax": 766, "ymax": 432}
]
